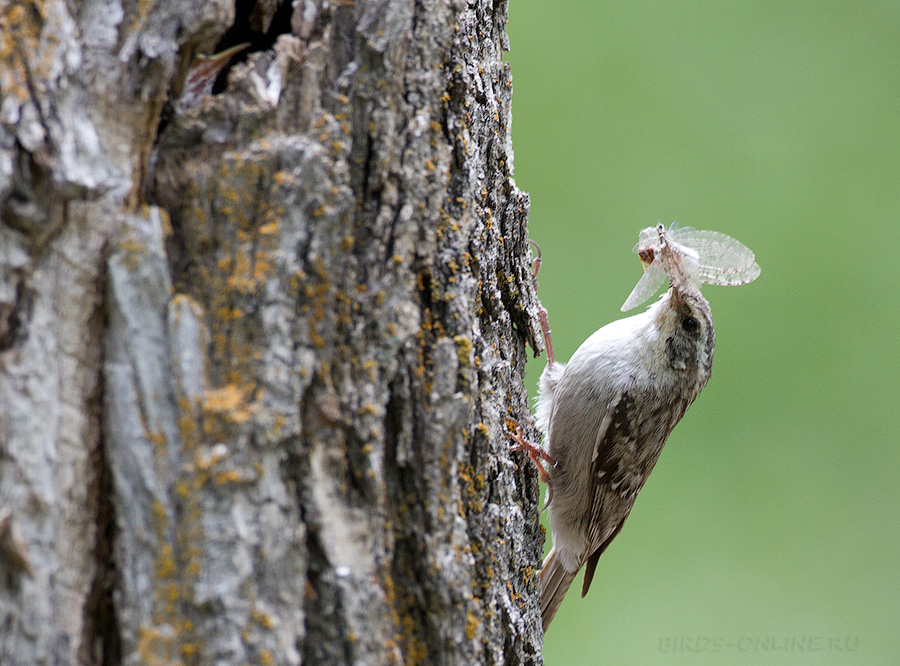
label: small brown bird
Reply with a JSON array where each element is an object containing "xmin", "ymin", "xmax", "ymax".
[
  {"xmin": 175, "ymin": 42, "xmax": 249, "ymax": 112},
  {"xmin": 530, "ymin": 223, "xmax": 759, "ymax": 632}
]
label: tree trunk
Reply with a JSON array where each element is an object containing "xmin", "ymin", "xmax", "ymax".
[{"xmin": 0, "ymin": 0, "xmax": 545, "ymax": 664}]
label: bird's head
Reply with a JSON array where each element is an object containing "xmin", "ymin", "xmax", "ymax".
[{"xmin": 652, "ymin": 286, "xmax": 715, "ymax": 377}]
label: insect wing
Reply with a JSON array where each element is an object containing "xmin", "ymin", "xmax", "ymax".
[
  {"xmin": 621, "ymin": 261, "xmax": 667, "ymax": 312},
  {"xmin": 666, "ymin": 228, "xmax": 760, "ymax": 285}
]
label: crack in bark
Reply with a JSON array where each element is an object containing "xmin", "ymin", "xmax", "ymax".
[
  {"xmin": 81, "ymin": 267, "xmax": 122, "ymax": 666},
  {"xmin": 301, "ymin": 527, "xmax": 354, "ymax": 666},
  {"xmin": 0, "ymin": 277, "xmax": 32, "ymax": 352},
  {"xmin": 383, "ymin": 367, "xmax": 436, "ymax": 662}
]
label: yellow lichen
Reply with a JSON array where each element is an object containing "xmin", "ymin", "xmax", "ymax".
[
  {"xmin": 155, "ymin": 544, "xmax": 176, "ymax": 579},
  {"xmin": 202, "ymin": 384, "xmax": 254, "ymax": 424},
  {"xmin": 251, "ymin": 607, "xmax": 275, "ymax": 629},
  {"xmin": 453, "ymin": 335, "xmax": 473, "ymax": 366},
  {"xmin": 465, "ymin": 612, "xmax": 480, "ymax": 639},
  {"xmin": 214, "ymin": 469, "xmax": 243, "ymax": 485}
]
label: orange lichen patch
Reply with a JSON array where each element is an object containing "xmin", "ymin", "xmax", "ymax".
[
  {"xmin": 175, "ymin": 480, "xmax": 192, "ymax": 499},
  {"xmin": 155, "ymin": 544, "xmax": 177, "ymax": 579},
  {"xmin": 163, "ymin": 581, "xmax": 180, "ymax": 604},
  {"xmin": 251, "ymin": 607, "xmax": 275, "ymax": 629},
  {"xmin": 190, "ymin": 203, "xmax": 207, "ymax": 224},
  {"xmin": 213, "ymin": 469, "xmax": 248, "ymax": 485},
  {"xmin": 185, "ymin": 559, "xmax": 201, "ymax": 577},
  {"xmin": 258, "ymin": 221, "xmax": 279, "ymax": 235},
  {"xmin": 146, "ymin": 429, "xmax": 166, "ymax": 447},
  {"xmin": 271, "ymin": 412, "xmax": 287, "ymax": 436},
  {"xmin": 181, "ymin": 643, "xmax": 201, "ymax": 658},
  {"xmin": 136, "ymin": 626, "xmax": 179, "ymax": 666},
  {"xmin": 115, "ymin": 236, "xmax": 152, "ymax": 271},
  {"xmin": 520, "ymin": 565, "xmax": 537, "ymax": 585},
  {"xmin": 202, "ymin": 384, "xmax": 245, "ymax": 411},
  {"xmin": 202, "ymin": 384, "xmax": 254, "ymax": 424},
  {"xmin": 0, "ymin": 5, "xmax": 44, "ymax": 103},
  {"xmin": 217, "ymin": 306, "xmax": 244, "ymax": 320},
  {"xmin": 151, "ymin": 499, "xmax": 168, "ymax": 535},
  {"xmin": 225, "ymin": 247, "xmax": 274, "ymax": 293},
  {"xmin": 118, "ymin": 237, "xmax": 149, "ymax": 255},
  {"xmin": 465, "ymin": 611, "xmax": 480, "ymax": 639},
  {"xmin": 178, "ymin": 402, "xmax": 202, "ymax": 453}
]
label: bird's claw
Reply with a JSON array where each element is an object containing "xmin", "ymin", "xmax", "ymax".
[
  {"xmin": 506, "ymin": 418, "xmax": 555, "ymax": 511},
  {"xmin": 505, "ymin": 418, "xmax": 557, "ymax": 481}
]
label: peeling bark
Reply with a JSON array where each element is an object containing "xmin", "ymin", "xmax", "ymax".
[{"xmin": 0, "ymin": 0, "xmax": 545, "ymax": 664}]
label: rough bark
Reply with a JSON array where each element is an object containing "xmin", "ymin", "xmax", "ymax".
[{"xmin": 0, "ymin": 1, "xmax": 545, "ymax": 664}]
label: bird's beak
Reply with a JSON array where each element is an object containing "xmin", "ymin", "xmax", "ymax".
[{"xmin": 189, "ymin": 42, "xmax": 250, "ymax": 81}]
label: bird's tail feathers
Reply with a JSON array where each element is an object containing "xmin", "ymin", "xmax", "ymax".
[{"xmin": 539, "ymin": 547, "xmax": 578, "ymax": 633}]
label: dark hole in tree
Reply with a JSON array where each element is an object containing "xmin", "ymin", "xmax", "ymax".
[{"xmin": 210, "ymin": 0, "xmax": 295, "ymax": 94}]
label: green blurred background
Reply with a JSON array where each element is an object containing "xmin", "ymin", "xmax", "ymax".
[{"xmin": 506, "ymin": 2, "xmax": 899, "ymax": 664}]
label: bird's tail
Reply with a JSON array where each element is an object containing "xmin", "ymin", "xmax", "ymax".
[{"xmin": 539, "ymin": 547, "xmax": 578, "ymax": 633}]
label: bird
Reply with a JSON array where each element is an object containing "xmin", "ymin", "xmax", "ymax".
[
  {"xmin": 509, "ymin": 226, "xmax": 758, "ymax": 632},
  {"xmin": 174, "ymin": 42, "xmax": 249, "ymax": 113},
  {"xmin": 534, "ymin": 282, "xmax": 715, "ymax": 632}
]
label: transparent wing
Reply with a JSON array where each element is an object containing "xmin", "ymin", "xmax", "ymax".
[
  {"xmin": 621, "ymin": 262, "xmax": 667, "ymax": 312},
  {"xmin": 666, "ymin": 228, "xmax": 760, "ymax": 285}
]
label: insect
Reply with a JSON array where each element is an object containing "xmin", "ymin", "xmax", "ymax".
[{"xmin": 621, "ymin": 222, "xmax": 760, "ymax": 311}]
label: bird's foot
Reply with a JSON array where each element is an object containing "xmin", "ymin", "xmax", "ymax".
[{"xmin": 505, "ymin": 417, "xmax": 557, "ymax": 506}]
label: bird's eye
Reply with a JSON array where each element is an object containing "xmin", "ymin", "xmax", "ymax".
[{"xmin": 681, "ymin": 316, "xmax": 699, "ymax": 333}]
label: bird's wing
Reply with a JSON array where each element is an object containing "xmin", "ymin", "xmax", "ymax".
[
  {"xmin": 581, "ymin": 390, "xmax": 668, "ymax": 596},
  {"xmin": 539, "ymin": 389, "xmax": 626, "ymax": 627}
]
